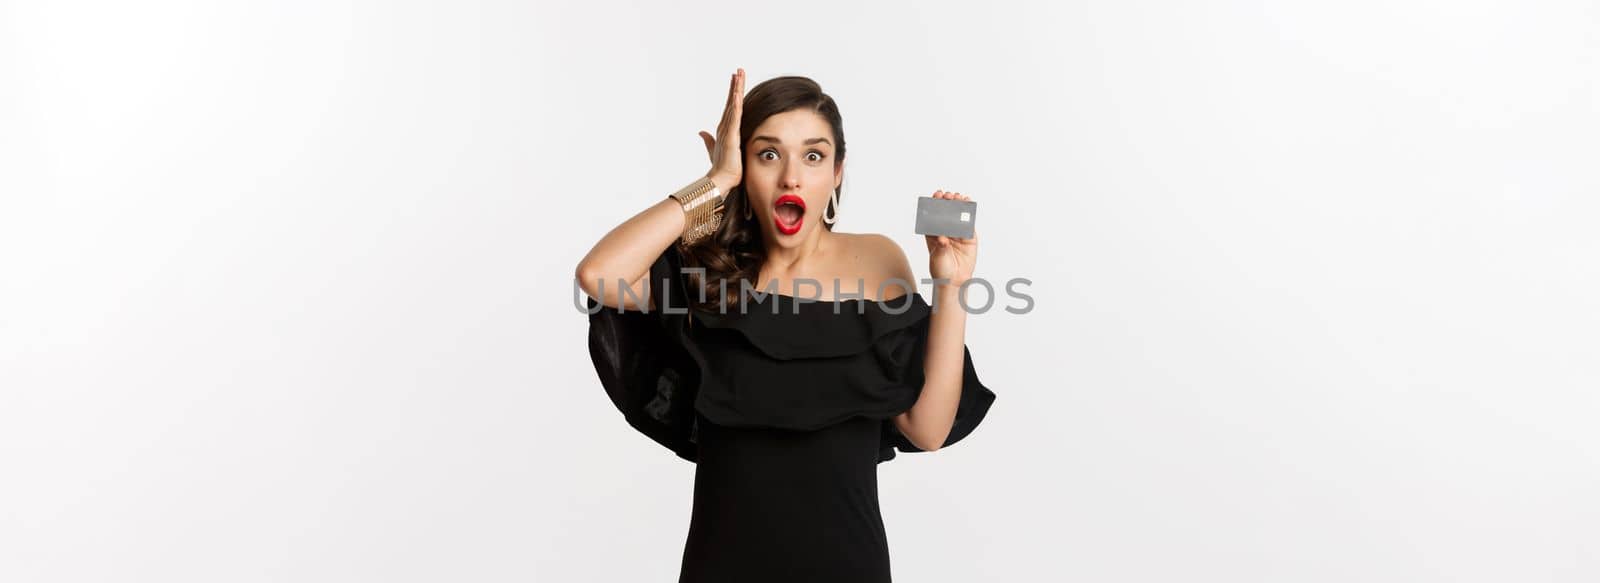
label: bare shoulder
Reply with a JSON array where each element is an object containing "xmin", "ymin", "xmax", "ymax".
[{"xmin": 837, "ymin": 232, "xmax": 916, "ymax": 300}]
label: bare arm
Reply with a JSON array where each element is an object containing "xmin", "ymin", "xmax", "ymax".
[
  {"xmin": 891, "ymin": 190, "xmax": 981, "ymax": 451},
  {"xmin": 574, "ymin": 197, "xmax": 690, "ymax": 311},
  {"xmin": 893, "ymin": 281, "xmax": 969, "ymax": 451},
  {"xmin": 574, "ymin": 69, "xmax": 746, "ymax": 311}
]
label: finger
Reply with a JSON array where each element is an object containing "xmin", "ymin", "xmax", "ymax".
[
  {"xmin": 728, "ymin": 70, "xmax": 745, "ymax": 113},
  {"xmin": 730, "ymin": 69, "xmax": 745, "ymax": 129},
  {"xmin": 719, "ymin": 72, "xmax": 739, "ymax": 131},
  {"xmin": 699, "ymin": 131, "xmax": 715, "ymax": 159}
]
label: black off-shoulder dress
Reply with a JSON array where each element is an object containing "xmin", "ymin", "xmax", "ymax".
[{"xmin": 585, "ymin": 245, "xmax": 997, "ymax": 583}]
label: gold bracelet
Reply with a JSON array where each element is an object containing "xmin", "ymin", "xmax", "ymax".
[{"xmin": 668, "ymin": 175, "xmax": 724, "ymax": 245}]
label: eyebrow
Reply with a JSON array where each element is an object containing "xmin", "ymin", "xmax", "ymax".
[{"xmin": 751, "ymin": 135, "xmax": 832, "ymax": 147}]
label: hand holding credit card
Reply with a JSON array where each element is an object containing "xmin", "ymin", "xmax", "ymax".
[{"xmin": 915, "ymin": 195, "xmax": 977, "ymax": 239}]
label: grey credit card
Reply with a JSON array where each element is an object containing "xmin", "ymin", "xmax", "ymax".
[{"xmin": 914, "ymin": 196, "xmax": 977, "ymax": 239}]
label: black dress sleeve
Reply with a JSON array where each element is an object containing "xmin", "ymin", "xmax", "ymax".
[
  {"xmin": 584, "ymin": 245, "xmax": 703, "ymax": 462},
  {"xmin": 872, "ymin": 304, "xmax": 998, "ymax": 462}
]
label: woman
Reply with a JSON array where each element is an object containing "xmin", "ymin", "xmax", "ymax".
[{"xmin": 575, "ymin": 69, "xmax": 997, "ymax": 583}]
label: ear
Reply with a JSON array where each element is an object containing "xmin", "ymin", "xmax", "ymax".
[{"xmin": 833, "ymin": 159, "xmax": 845, "ymax": 191}]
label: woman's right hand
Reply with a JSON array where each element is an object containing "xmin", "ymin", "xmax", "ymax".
[{"xmin": 699, "ymin": 68, "xmax": 745, "ymax": 193}]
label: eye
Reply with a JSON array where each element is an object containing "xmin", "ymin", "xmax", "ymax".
[
  {"xmin": 759, "ymin": 149, "xmax": 778, "ymax": 161},
  {"xmin": 806, "ymin": 151, "xmax": 824, "ymax": 162}
]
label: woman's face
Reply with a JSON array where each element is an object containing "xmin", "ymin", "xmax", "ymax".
[{"xmin": 742, "ymin": 109, "xmax": 843, "ymax": 246}]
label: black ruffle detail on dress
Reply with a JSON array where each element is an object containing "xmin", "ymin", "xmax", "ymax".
[
  {"xmin": 584, "ymin": 243, "xmax": 701, "ymax": 462},
  {"xmin": 585, "ymin": 245, "xmax": 996, "ymax": 464}
]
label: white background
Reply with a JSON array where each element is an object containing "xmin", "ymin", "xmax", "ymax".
[{"xmin": 2, "ymin": 1, "xmax": 1597, "ymax": 581}]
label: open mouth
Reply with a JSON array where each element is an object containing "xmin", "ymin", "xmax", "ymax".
[{"xmin": 773, "ymin": 194, "xmax": 805, "ymax": 235}]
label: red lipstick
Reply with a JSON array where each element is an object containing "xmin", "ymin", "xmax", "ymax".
[{"xmin": 773, "ymin": 194, "xmax": 806, "ymax": 235}]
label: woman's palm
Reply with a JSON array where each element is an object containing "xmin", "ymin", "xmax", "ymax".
[{"xmin": 699, "ymin": 69, "xmax": 746, "ymax": 184}]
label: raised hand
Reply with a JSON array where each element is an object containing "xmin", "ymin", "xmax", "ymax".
[
  {"xmin": 699, "ymin": 68, "xmax": 746, "ymax": 192},
  {"xmin": 925, "ymin": 190, "xmax": 980, "ymax": 288}
]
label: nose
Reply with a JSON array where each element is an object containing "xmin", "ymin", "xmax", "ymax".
[{"xmin": 780, "ymin": 163, "xmax": 801, "ymax": 191}]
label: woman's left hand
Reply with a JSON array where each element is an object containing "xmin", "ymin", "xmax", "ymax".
[{"xmin": 925, "ymin": 190, "xmax": 979, "ymax": 288}]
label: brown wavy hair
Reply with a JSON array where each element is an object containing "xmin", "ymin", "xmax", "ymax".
[{"xmin": 678, "ymin": 75, "xmax": 847, "ymax": 312}]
